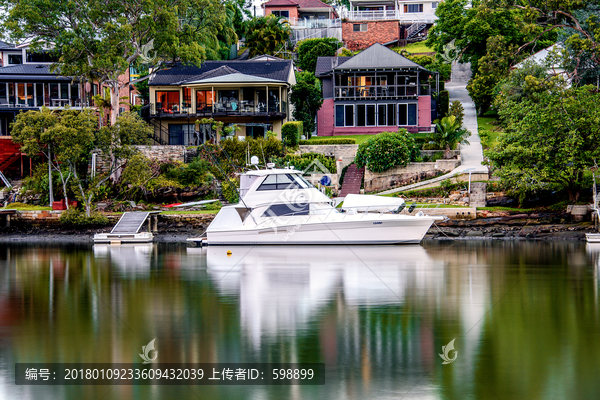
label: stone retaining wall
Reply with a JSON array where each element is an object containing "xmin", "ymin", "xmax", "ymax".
[
  {"xmin": 13, "ymin": 210, "xmax": 62, "ymax": 223},
  {"xmin": 364, "ymin": 159, "xmax": 461, "ymax": 192},
  {"xmin": 297, "ymin": 144, "xmax": 359, "ymax": 170},
  {"xmin": 92, "ymin": 145, "xmax": 189, "ymax": 175}
]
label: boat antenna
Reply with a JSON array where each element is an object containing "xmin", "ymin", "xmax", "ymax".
[{"xmin": 260, "ymin": 141, "xmax": 266, "ymax": 166}]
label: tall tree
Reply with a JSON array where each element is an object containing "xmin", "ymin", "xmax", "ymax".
[
  {"xmin": 296, "ymin": 38, "xmax": 341, "ymax": 73},
  {"xmin": 243, "ymin": 15, "xmax": 292, "ymax": 58},
  {"xmin": 1, "ymin": 0, "xmax": 234, "ymax": 125},
  {"xmin": 290, "ymin": 72, "xmax": 323, "ymax": 137}
]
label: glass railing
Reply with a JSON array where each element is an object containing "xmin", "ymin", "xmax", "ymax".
[
  {"xmin": 335, "ymin": 85, "xmax": 427, "ymax": 99},
  {"xmin": 152, "ymin": 101, "xmax": 287, "ymax": 116}
]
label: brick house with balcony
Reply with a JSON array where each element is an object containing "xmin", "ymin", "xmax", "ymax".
[
  {"xmin": 263, "ymin": 0, "xmax": 342, "ymax": 43},
  {"xmin": 0, "ymin": 41, "xmax": 133, "ymax": 179},
  {"xmin": 341, "ymin": 0, "xmax": 441, "ymax": 50},
  {"xmin": 315, "ymin": 43, "xmax": 439, "ymax": 136},
  {"xmin": 144, "ymin": 59, "xmax": 295, "ymax": 145}
]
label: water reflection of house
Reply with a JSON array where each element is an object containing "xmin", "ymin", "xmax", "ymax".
[
  {"xmin": 144, "ymin": 59, "xmax": 295, "ymax": 145},
  {"xmin": 315, "ymin": 43, "xmax": 439, "ymax": 136}
]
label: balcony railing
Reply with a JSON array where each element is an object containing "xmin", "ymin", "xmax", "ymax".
[
  {"xmin": 151, "ymin": 101, "xmax": 287, "ymax": 116},
  {"xmin": 334, "ymin": 84, "xmax": 431, "ymax": 99},
  {"xmin": 340, "ymin": 9, "xmax": 437, "ymax": 23},
  {"xmin": 287, "ymin": 17, "xmax": 342, "ymax": 29},
  {"xmin": 0, "ymin": 96, "xmax": 89, "ymax": 109}
]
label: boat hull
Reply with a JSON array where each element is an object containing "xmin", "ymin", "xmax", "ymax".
[{"xmin": 206, "ymin": 216, "xmax": 440, "ymax": 245}]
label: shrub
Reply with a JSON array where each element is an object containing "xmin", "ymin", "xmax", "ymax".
[
  {"xmin": 273, "ymin": 152, "xmax": 337, "ymax": 173},
  {"xmin": 449, "ymin": 100, "xmax": 465, "ymax": 126},
  {"xmin": 282, "ymin": 121, "xmax": 303, "ymax": 147},
  {"xmin": 354, "ymin": 129, "xmax": 419, "ymax": 173},
  {"xmin": 422, "ymin": 142, "xmax": 443, "ymax": 150},
  {"xmin": 299, "ymin": 138, "xmax": 356, "ymax": 145},
  {"xmin": 221, "ymin": 178, "xmax": 239, "ymax": 203},
  {"xmin": 60, "ymin": 208, "xmax": 109, "ymax": 226},
  {"xmin": 438, "ymin": 90, "xmax": 449, "ymax": 119}
]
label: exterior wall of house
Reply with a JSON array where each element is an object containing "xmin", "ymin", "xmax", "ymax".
[
  {"xmin": 316, "ymin": 98, "xmax": 335, "ymax": 136},
  {"xmin": 342, "ymin": 20, "xmax": 399, "ymax": 51},
  {"xmin": 417, "ymin": 95, "xmax": 431, "ymax": 128},
  {"xmin": 265, "ymin": 6, "xmax": 299, "ymax": 19}
]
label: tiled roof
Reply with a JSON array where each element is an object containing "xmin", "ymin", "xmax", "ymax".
[
  {"xmin": 263, "ymin": 0, "xmax": 299, "ymax": 6},
  {"xmin": 191, "ymin": 65, "xmax": 240, "ymax": 81},
  {"xmin": 296, "ymin": 0, "xmax": 333, "ymax": 8},
  {"xmin": 149, "ymin": 60, "xmax": 293, "ymax": 86},
  {"xmin": 0, "ymin": 64, "xmax": 71, "ymax": 82},
  {"xmin": 335, "ymin": 43, "xmax": 424, "ymax": 70},
  {"xmin": 0, "ymin": 40, "xmax": 17, "ymax": 50},
  {"xmin": 315, "ymin": 56, "xmax": 352, "ymax": 77}
]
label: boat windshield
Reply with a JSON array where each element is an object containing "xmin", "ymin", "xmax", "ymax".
[{"xmin": 257, "ymin": 173, "xmax": 313, "ymax": 191}]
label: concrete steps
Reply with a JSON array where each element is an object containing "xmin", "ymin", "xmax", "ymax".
[
  {"xmin": 339, "ymin": 164, "xmax": 364, "ymax": 197},
  {"xmin": 469, "ymin": 182, "xmax": 487, "ymax": 208}
]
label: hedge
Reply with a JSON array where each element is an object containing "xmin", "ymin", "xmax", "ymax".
[
  {"xmin": 354, "ymin": 129, "xmax": 420, "ymax": 172},
  {"xmin": 282, "ymin": 121, "xmax": 303, "ymax": 147},
  {"xmin": 438, "ymin": 90, "xmax": 449, "ymax": 119},
  {"xmin": 299, "ymin": 138, "xmax": 356, "ymax": 145}
]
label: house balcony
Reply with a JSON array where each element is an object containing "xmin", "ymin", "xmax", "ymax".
[
  {"xmin": 340, "ymin": 9, "xmax": 437, "ymax": 23},
  {"xmin": 287, "ymin": 17, "xmax": 342, "ymax": 29},
  {"xmin": 334, "ymin": 84, "xmax": 431, "ymax": 100},
  {"xmin": 149, "ymin": 101, "xmax": 288, "ymax": 118},
  {"xmin": 0, "ymin": 96, "xmax": 92, "ymax": 110}
]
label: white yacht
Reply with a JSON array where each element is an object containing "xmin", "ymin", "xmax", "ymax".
[{"xmin": 189, "ymin": 167, "xmax": 444, "ymax": 245}]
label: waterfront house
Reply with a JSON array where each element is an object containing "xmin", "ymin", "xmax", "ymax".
[
  {"xmin": 262, "ymin": 0, "xmax": 342, "ymax": 43},
  {"xmin": 315, "ymin": 43, "xmax": 439, "ymax": 136},
  {"xmin": 340, "ymin": 0, "xmax": 440, "ymax": 50},
  {"xmin": 145, "ymin": 59, "xmax": 295, "ymax": 145}
]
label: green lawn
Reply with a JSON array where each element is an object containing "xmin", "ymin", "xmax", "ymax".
[
  {"xmin": 477, "ymin": 112, "xmax": 504, "ymax": 149},
  {"xmin": 160, "ymin": 210, "xmax": 219, "ymax": 215},
  {"xmin": 308, "ymin": 132, "xmax": 429, "ymax": 145},
  {"xmin": 394, "ymin": 41, "xmax": 433, "ymax": 54},
  {"xmin": 4, "ymin": 202, "xmax": 52, "ymax": 211}
]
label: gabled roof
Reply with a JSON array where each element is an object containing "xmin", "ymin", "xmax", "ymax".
[
  {"xmin": 185, "ymin": 72, "xmax": 286, "ymax": 85},
  {"xmin": 0, "ymin": 64, "xmax": 71, "ymax": 81},
  {"xmin": 335, "ymin": 43, "xmax": 424, "ymax": 70},
  {"xmin": 192, "ymin": 65, "xmax": 240, "ymax": 81},
  {"xmin": 513, "ymin": 43, "xmax": 564, "ymax": 70},
  {"xmin": 0, "ymin": 40, "xmax": 17, "ymax": 51},
  {"xmin": 315, "ymin": 56, "xmax": 352, "ymax": 77},
  {"xmin": 149, "ymin": 60, "xmax": 293, "ymax": 86},
  {"xmin": 263, "ymin": 0, "xmax": 299, "ymax": 6}
]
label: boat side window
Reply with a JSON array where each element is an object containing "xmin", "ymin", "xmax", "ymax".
[
  {"xmin": 291, "ymin": 174, "xmax": 312, "ymax": 188},
  {"xmin": 262, "ymin": 203, "xmax": 310, "ymax": 217},
  {"xmin": 257, "ymin": 174, "xmax": 304, "ymax": 190}
]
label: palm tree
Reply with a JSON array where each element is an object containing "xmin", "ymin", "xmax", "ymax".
[
  {"xmin": 432, "ymin": 115, "xmax": 470, "ymax": 159},
  {"xmin": 244, "ymin": 15, "xmax": 292, "ymax": 58}
]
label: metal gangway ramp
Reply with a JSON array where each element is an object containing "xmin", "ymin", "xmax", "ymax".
[{"xmin": 94, "ymin": 211, "xmax": 160, "ymax": 244}]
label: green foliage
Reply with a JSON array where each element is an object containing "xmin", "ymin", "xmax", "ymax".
[
  {"xmin": 486, "ymin": 84, "xmax": 600, "ymax": 203},
  {"xmin": 299, "ymin": 138, "xmax": 356, "ymax": 145},
  {"xmin": 282, "ymin": 122, "xmax": 303, "ymax": 147},
  {"xmin": 405, "ymin": 54, "xmax": 452, "ymax": 81},
  {"xmin": 221, "ymin": 178, "xmax": 239, "ymax": 203},
  {"xmin": 290, "ymin": 72, "xmax": 322, "ymax": 136},
  {"xmin": 59, "ymin": 208, "xmax": 109, "ymax": 226},
  {"xmin": 3, "ymin": 0, "xmax": 236, "ymax": 125},
  {"xmin": 439, "ymin": 178, "xmax": 454, "ymax": 197},
  {"xmin": 430, "ymin": 116, "xmax": 470, "ymax": 157},
  {"xmin": 296, "ymin": 38, "xmax": 341, "ymax": 73},
  {"xmin": 355, "ymin": 129, "xmax": 419, "ymax": 173},
  {"xmin": 273, "ymin": 152, "xmax": 337, "ymax": 174},
  {"xmin": 339, "ymin": 48, "xmax": 354, "ymax": 57},
  {"xmin": 448, "ymin": 100, "xmax": 465, "ymax": 126},
  {"xmin": 243, "ymin": 15, "xmax": 292, "ymax": 58},
  {"xmin": 438, "ymin": 90, "xmax": 450, "ymax": 118}
]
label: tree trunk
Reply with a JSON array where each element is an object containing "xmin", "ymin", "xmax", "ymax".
[
  {"xmin": 444, "ymin": 144, "xmax": 452, "ymax": 159},
  {"xmin": 109, "ymin": 82, "xmax": 119, "ymax": 126},
  {"xmin": 48, "ymin": 146, "xmax": 54, "ymax": 206}
]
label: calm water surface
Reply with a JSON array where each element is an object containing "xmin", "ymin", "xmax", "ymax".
[{"xmin": 1, "ymin": 241, "xmax": 600, "ymax": 399}]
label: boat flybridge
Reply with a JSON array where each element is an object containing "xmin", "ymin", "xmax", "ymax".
[{"xmin": 189, "ymin": 166, "xmax": 445, "ymax": 245}]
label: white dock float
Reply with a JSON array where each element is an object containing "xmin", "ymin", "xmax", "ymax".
[{"xmin": 94, "ymin": 211, "xmax": 160, "ymax": 244}]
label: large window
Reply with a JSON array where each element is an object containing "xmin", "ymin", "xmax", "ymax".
[
  {"xmin": 196, "ymin": 90, "xmax": 214, "ymax": 112},
  {"xmin": 218, "ymin": 90, "xmax": 239, "ymax": 111},
  {"xmin": 7, "ymin": 54, "xmax": 22, "ymax": 65},
  {"xmin": 271, "ymin": 10, "xmax": 289, "ymax": 18},
  {"xmin": 262, "ymin": 203, "xmax": 309, "ymax": 217},
  {"xmin": 156, "ymin": 91, "xmax": 180, "ymax": 113},
  {"xmin": 398, "ymin": 103, "xmax": 417, "ymax": 126},
  {"xmin": 26, "ymin": 50, "xmax": 58, "ymax": 63},
  {"xmin": 356, "ymin": 104, "xmax": 376, "ymax": 127},
  {"xmin": 257, "ymin": 174, "xmax": 311, "ymax": 191},
  {"xmin": 353, "ymin": 24, "xmax": 368, "ymax": 32},
  {"xmin": 404, "ymin": 4, "xmax": 423, "ymax": 12},
  {"xmin": 335, "ymin": 104, "xmax": 355, "ymax": 127},
  {"xmin": 168, "ymin": 124, "xmax": 196, "ymax": 145}
]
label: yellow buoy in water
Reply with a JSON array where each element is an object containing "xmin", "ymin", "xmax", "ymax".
[{"xmin": 227, "ymin": 250, "xmax": 232, "ymax": 256}]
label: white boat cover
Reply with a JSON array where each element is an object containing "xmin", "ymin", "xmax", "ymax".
[{"xmin": 341, "ymin": 194, "xmax": 405, "ymax": 213}]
